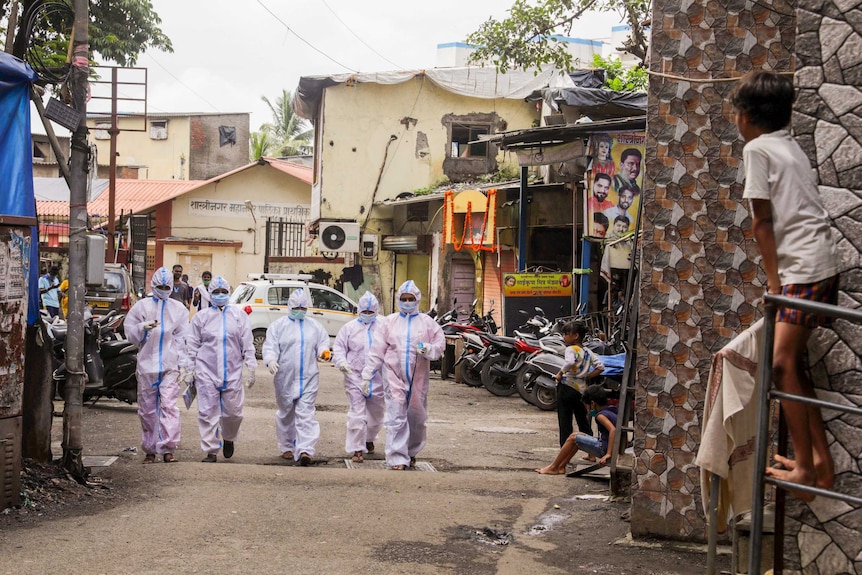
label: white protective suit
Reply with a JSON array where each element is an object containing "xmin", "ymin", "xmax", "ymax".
[
  {"xmin": 184, "ymin": 276, "xmax": 256, "ymax": 457},
  {"xmin": 125, "ymin": 267, "xmax": 190, "ymax": 456},
  {"xmin": 361, "ymin": 281, "xmax": 445, "ymax": 467},
  {"xmin": 262, "ymin": 288, "xmax": 330, "ymax": 460},
  {"xmin": 332, "ymin": 292, "xmax": 385, "ymax": 455}
]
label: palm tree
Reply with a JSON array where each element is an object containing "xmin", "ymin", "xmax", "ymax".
[
  {"xmin": 249, "ymin": 130, "xmax": 275, "ymax": 160},
  {"xmin": 260, "ymin": 89, "xmax": 313, "ymax": 157}
]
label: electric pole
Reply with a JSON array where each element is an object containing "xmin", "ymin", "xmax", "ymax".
[{"xmin": 62, "ymin": 0, "xmax": 89, "ymax": 480}]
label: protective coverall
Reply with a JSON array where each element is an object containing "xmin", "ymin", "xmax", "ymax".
[
  {"xmin": 332, "ymin": 291, "xmax": 385, "ymax": 456},
  {"xmin": 125, "ymin": 267, "xmax": 189, "ymax": 457},
  {"xmin": 184, "ymin": 277, "xmax": 256, "ymax": 458},
  {"xmin": 262, "ymin": 288, "xmax": 330, "ymax": 460},
  {"xmin": 361, "ymin": 281, "xmax": 445, "ymax": 468}
]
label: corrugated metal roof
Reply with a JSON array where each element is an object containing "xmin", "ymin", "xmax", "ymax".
[
  {"xmin": 36, "ymin": 179, "xmax": 203, "ymax": 218},
  {"xmin": 264, "ymin": 157, "xmax": 313, "ymax": 184}
]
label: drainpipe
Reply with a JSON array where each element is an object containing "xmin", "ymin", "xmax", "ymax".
[{"xmin": 518, "ymin": 166, "xmax": 529, "ymax": 271}]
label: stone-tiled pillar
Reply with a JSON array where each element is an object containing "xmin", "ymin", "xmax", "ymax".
[
  {"xmin": 784, "ymin": 1, "xmax": 862, "ymax": 572},
  {"xmin": 634, "ymin": 1, "xmax": 796, "ymax": 539}
]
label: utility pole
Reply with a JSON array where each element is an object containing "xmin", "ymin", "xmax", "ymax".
[{"xmin": 62, "ymin": 0, "xmax": 89, "ymax": 481}]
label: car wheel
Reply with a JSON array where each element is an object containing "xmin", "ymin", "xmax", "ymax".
[{"xmin": 252, "ymin": 329, "xmax": 266, "ymax": 360}]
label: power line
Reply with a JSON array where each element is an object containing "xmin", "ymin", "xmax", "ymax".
[
  {"xmin": 320, "ymin": 0, "xmax": 404, "ymax": 70},
  {"xmin": 144, "ymin": 53, "xmax": 222, "ymax": 113},
  {"xmin": 256, "ymin": 0, "xmax": 358, "ymax": 73}
]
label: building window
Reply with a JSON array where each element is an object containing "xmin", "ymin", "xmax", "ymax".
[
  {"xmin": 149, "ymin": 120, "xmax": 168, "ymax": 140},
  {"xmin": 94, "ymin": 122, "xmax": 111, "ymax": 140},
  {"xmin": 449, "ymin": 124, "xmax": 490, "ymax": 158}
]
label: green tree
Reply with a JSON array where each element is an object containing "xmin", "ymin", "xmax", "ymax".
[
  {"xmin": 249, "ymin": 130, "xmax": 275, "ymax": 161},
  {"xmin": 9, "ymin": 0, "xmax": 172, "ymax": 68},
  {"xmin": 466, "ymin": 0, "xmax": 650, "ymax": 72},
  {"xmin": 259, "ymin": 89, "xmax": 313, "ymax": 157},
  {"xmin": 591, "ymin": 53, "xmax": 647, "ymax": 91}
]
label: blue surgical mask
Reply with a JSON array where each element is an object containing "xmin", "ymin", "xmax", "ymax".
[
  {"xmin": 290, "ymin": 309, "xmax": 306, "ymax": 320},
  {"xmin": 398, "ymin": 300, "xmax": 418, "ymax": 315},
  {"xmin": 358, "ymin": 312, "xmax": 376, "ymax": 324},
  {"xmin": 589, "ymin": 409, "xmax": 598, "ymax": 418},
  {"xmin": 153, "ymin": 287, "xmax": 171, "ymax": 300},
  {"xmin": 211, "ymin": 293, "xmax": 230, "ymax": 307}
]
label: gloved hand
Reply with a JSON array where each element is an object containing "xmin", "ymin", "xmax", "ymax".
[
  {"xmin": 416, "ymin": 342, "xmax": 428, "ymax": 356},
  {"xmin": 360, "ymin": 380, "xmax": 371, "ymax": 396},
  {"xmin": 268, "ymin": 361, "xmax": 280, "ymax": 376},
  {"xmin": 143, "ymin": 320, "xmax": 159, "ymax": 331},
  {"xmin": 337, "ymin": 361, "xmax": 352, "ymax": 375},
  {"xmin": 319, "ymin": 349, "xmax": 331, "ymax": 362},
  {"xmin": 243, "ymin": 370, "xmax": 256, "ymax": 389},
  {"xmin": 178, "ymin": 368, "xmax": 194, "ymax": 386}
]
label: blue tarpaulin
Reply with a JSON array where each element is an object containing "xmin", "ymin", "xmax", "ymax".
[{"xmin": 0, "ymin": 52, "xmax": 39, "ymax": 324}]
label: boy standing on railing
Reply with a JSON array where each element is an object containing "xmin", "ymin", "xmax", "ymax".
[{"xmin": 732, "ymin": 70, "xmax": 841, "ymax": 498}]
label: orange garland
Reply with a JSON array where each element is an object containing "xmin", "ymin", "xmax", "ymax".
[{"xmin": 444, "ymin": 189, "xmax": 497, "ymax": 253}]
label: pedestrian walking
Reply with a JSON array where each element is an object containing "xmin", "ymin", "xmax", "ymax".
[
  {"xmin": 39, "ymin": 265, "xmax": 61, "ymax": 318},
  {"xmin": 332, "ymin": 291, "xmax": 385, "ymax": 462},
  {"xmin": 361, "ymin": 281, "xmax": 444, "ymax": 470},
  {"xmin": 191, "ymin": 270, "xmax": 213, "ymax": 311},
  {"xmin": 262, "ymin": 288, "xmax": 331, "ymax": 466},
  {"xmin": 124, "ymin": 267, "xmax": 189, "ymax": 463},
  {"xmin": 182, "ymin": 276, "xmax": 256, "ymax": 463}
]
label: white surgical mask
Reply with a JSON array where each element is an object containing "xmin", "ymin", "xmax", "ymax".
[
  {"xmin": 358, "ymin": 312, "xmax": 376, "ymax": 324},
  {"xmin": 398, "ymin": 300, "xmax": 418, "ymax": 315},
  {"xmin": 290, "ymin": 309, "xmax": 306, "ymax": 320},
  {"xmin": 153, "ymin": 287, "xmax": 171, "ymax": 300},
  {"xmin": 211, "ymin": 293, "xmax": 230, "ymax": 307}
]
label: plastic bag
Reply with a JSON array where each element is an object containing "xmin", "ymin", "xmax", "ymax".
[{"xmin": 182, "ymin": 383, "xmax": 197, "ymax": 410}]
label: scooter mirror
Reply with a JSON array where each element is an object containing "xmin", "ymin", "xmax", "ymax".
[
  {"xmin": 535, "ymin": 307, "xmax": 545, "ymax": 316},
  {"xmin": 471, "ymin": 298, "xmax": 478, "ymax": 307}
]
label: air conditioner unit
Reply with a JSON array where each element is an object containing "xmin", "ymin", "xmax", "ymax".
[{"xmin": 318, "ymin": 222, "xmax": 361, "ymax": 253}]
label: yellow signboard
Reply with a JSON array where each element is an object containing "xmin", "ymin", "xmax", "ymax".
[{"xmin": 503, "ymin": 273, "xmax": 573, "ymax": 298}]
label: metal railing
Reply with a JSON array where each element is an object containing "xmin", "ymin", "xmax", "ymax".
[{"xmin": 744, "ymin": 294, "xmax": 862, "ymax": 574}]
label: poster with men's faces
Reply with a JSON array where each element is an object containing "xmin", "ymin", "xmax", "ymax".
[{"xmin": 584, "ymin": 132, "xmax": 645, "ymax": 243}]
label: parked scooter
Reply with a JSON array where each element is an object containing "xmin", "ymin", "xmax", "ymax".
[
  {"xmin": 51, "ymin": 309, "xmax": 139, "ymax": 404},
  {"xmin": 515, "ymin": 333, "xmax": 566, "ymax": 410}
]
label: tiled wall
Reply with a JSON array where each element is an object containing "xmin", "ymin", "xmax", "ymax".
[
  {"xmin": 637, "ymin": 0, "xmax": 862, "ymax": 568},
  {"xmin": 633, "ymin": 0, "xmax": 796, "ymax": 539}
]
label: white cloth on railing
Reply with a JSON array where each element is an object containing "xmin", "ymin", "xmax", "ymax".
[{"xmin": 696, "ymin": 319, "xmax": 763, "ymax": 532}]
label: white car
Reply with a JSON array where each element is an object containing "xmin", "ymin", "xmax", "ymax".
[{"xmin": 230, "ymin": 274, "xmax": 358, "ymax": 358}]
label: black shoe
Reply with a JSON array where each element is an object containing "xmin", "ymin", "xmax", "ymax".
[
  {"xmin": 299, "ymin": 453, "xmax": 311, "ymax": 467},
  {"xmin": 366, "ymin": 442, "xmax": 375, "ymax": 454},
  {"xmin": 223, "ymin": 440, "xmax": 234, "ymax": 459},
  {"xmin": 409, "ymin": 456, "xmax": 416, "ymax": 468},
  {"xmin": 201, "ymin": 454, "xmax": 217, "ymax": 463}
]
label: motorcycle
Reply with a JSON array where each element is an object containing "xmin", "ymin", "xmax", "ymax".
[
  {"xmin": 50, "ymin": 309, "xmax": 139, "ymax": 404},
  {"xmin": 515, "ymin": 334, "xmax": 566, "ymax": 410}
]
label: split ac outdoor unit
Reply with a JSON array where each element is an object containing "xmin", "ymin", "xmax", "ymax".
[{"xmin": 318, "ymin": 222, "xmax": 361, "ymax": 253}]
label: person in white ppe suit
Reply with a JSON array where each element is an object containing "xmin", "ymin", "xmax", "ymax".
[
  {"xmin": 361, "ymin": 280, "xmax": 445, "ymax": 470},
  {"xmin": 182, "ymin": 276, "xmax": 256, "ymax": 463},
  {"xmin": 262, "ymin": 288, "xmax": 331, "ymax": 466},
  {"xmin": 125, "ymin": 267, "xmax": 190, "ymax": 464},
  {"xmin": 332, "ymin": 291, "xmax": 385, "ymax": 463}
]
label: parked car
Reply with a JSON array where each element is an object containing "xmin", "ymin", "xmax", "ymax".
[
  {"xmin": 231, "ymin": 274, "xmax": 358, "ymax": 359},
  {"xmin": 85, "ymin": 263, "xmax": 138, "ymax": 315}
]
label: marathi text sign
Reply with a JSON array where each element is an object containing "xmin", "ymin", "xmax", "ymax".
[
  {"xmin": 503, "ymin": 273, "xmax": 573, "ymax": 297},
  {"xmin": 188, "ymin": 199, "xmax": 311, "ymax": 221}
]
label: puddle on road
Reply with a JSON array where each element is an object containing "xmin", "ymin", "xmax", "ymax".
[{"xmin": 527, "ymin": 512, "xmax": 568, "ymax": 536}]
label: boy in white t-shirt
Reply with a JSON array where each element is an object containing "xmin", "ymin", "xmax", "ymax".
[{"xmin": 732, "ymin": 70, "xmax": 841, "ymax": 499}]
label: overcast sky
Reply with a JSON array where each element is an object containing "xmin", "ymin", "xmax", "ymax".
[{"xmin": 112, "ymin": 0, "xmax": 622, "ymax": 130}]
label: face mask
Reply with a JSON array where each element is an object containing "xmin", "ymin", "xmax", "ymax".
[
  {"xmin": 358, "ymin": 312, "xmax": 376, "ymax": 324},
  {"xmin": 398, "ymin": 300, "xmax": 418, "ymax": 315},
  {"xmin": 203, "ymin": 280, "xmax": 211, "ymax": 287},
  {"xmin": 211, "ymin": 293, "xmax": 230, "ymax": 307},
  {"xmin": 153, "ymin": 287, "xmax": 171, "ymax": 300},
  {"xmin": 290, "ymin": 309, "xmax": 306, "ymax": 320},
  {"xmin": 589, "ymin": 409, "xmax": 599, "ymax": 418}
]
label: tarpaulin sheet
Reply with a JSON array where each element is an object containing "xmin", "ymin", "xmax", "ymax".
[
  {"xmin": 293, "ymin": 67, "xmax": 576, "ymax": 120},
  {"xmin": 0, "ymin": 52, "xmax": 39, "ymax": 324},
  {"xmin": 531, "ymin": 86, "xmax": 647, "ymax": 119}
]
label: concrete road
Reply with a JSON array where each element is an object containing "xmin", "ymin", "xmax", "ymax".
[{"xmin": 0, "ymin": 362, "xmax": 722, "ymax": 575}]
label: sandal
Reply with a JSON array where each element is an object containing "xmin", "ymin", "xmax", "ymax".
[
  {"xmin": 409, "ymin": 457, "xmax": 416, "ymax": 468},
  {"xmin": 351, "ymin": 451, "xmax": 364, "ymax": 463},
  {"xmin": 366, "ymin": 442, "xmax": 375, "ymax": 454},
  {"xmin": 163, "ymin": 453, "xmax": 178, "ymax": 463},
  {"xmin": 390, "ymin": 464, "xmax": 406, "ymax": 470},
  {"xmin": 143, "ymin": 454, "xmax": 156, "ymax": 464},
  {"xmin": 299, "ymin": 453, "xmax": 312, "ymax": 467},
  {"xmin": 281, "ymin": 451, "xmax": 294, "ymax": 460}
]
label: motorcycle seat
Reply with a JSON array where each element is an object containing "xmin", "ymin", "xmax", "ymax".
[{"xmin": 100, "ymin": 339, "xmax": 137, "ymax": 359}]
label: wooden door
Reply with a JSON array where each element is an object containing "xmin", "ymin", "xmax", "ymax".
[{"xmin": 449, "ymin": 258, "xmax": 475, "ymax": 318}]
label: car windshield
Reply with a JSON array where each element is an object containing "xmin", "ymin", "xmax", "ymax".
[
  {"xmin": 230, "ymin": 284, "xmax": 256, "ymax": 304},
  {"xmin": 103, "ymin": 271, "xmax": 124, "ymax": 292}
]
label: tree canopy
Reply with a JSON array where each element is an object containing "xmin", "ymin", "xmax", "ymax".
[
  {"xmin": 466, "ymin": 0, "xmax": 650, "ymax": 72},
  {"xmin": 251, "ymin": 89, "xmax": 313, "ymax": 158},
  {"xmin": 7, "ymin": 0, "xmax": 172, "ymax": 75}
]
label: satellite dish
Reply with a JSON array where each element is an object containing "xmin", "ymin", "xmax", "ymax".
[{"xmin": 321, "ymin": 225, "xmax": 346, "ymax": 250}]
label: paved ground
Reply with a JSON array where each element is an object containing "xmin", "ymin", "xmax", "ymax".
[{"xmin": 0, "ymin": 362, "xmax": 729, "ymax": 575}]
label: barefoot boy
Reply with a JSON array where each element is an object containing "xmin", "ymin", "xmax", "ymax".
[{"xmin": 732, "ymin": 70, "xmax": 841, "ymax": 496}]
